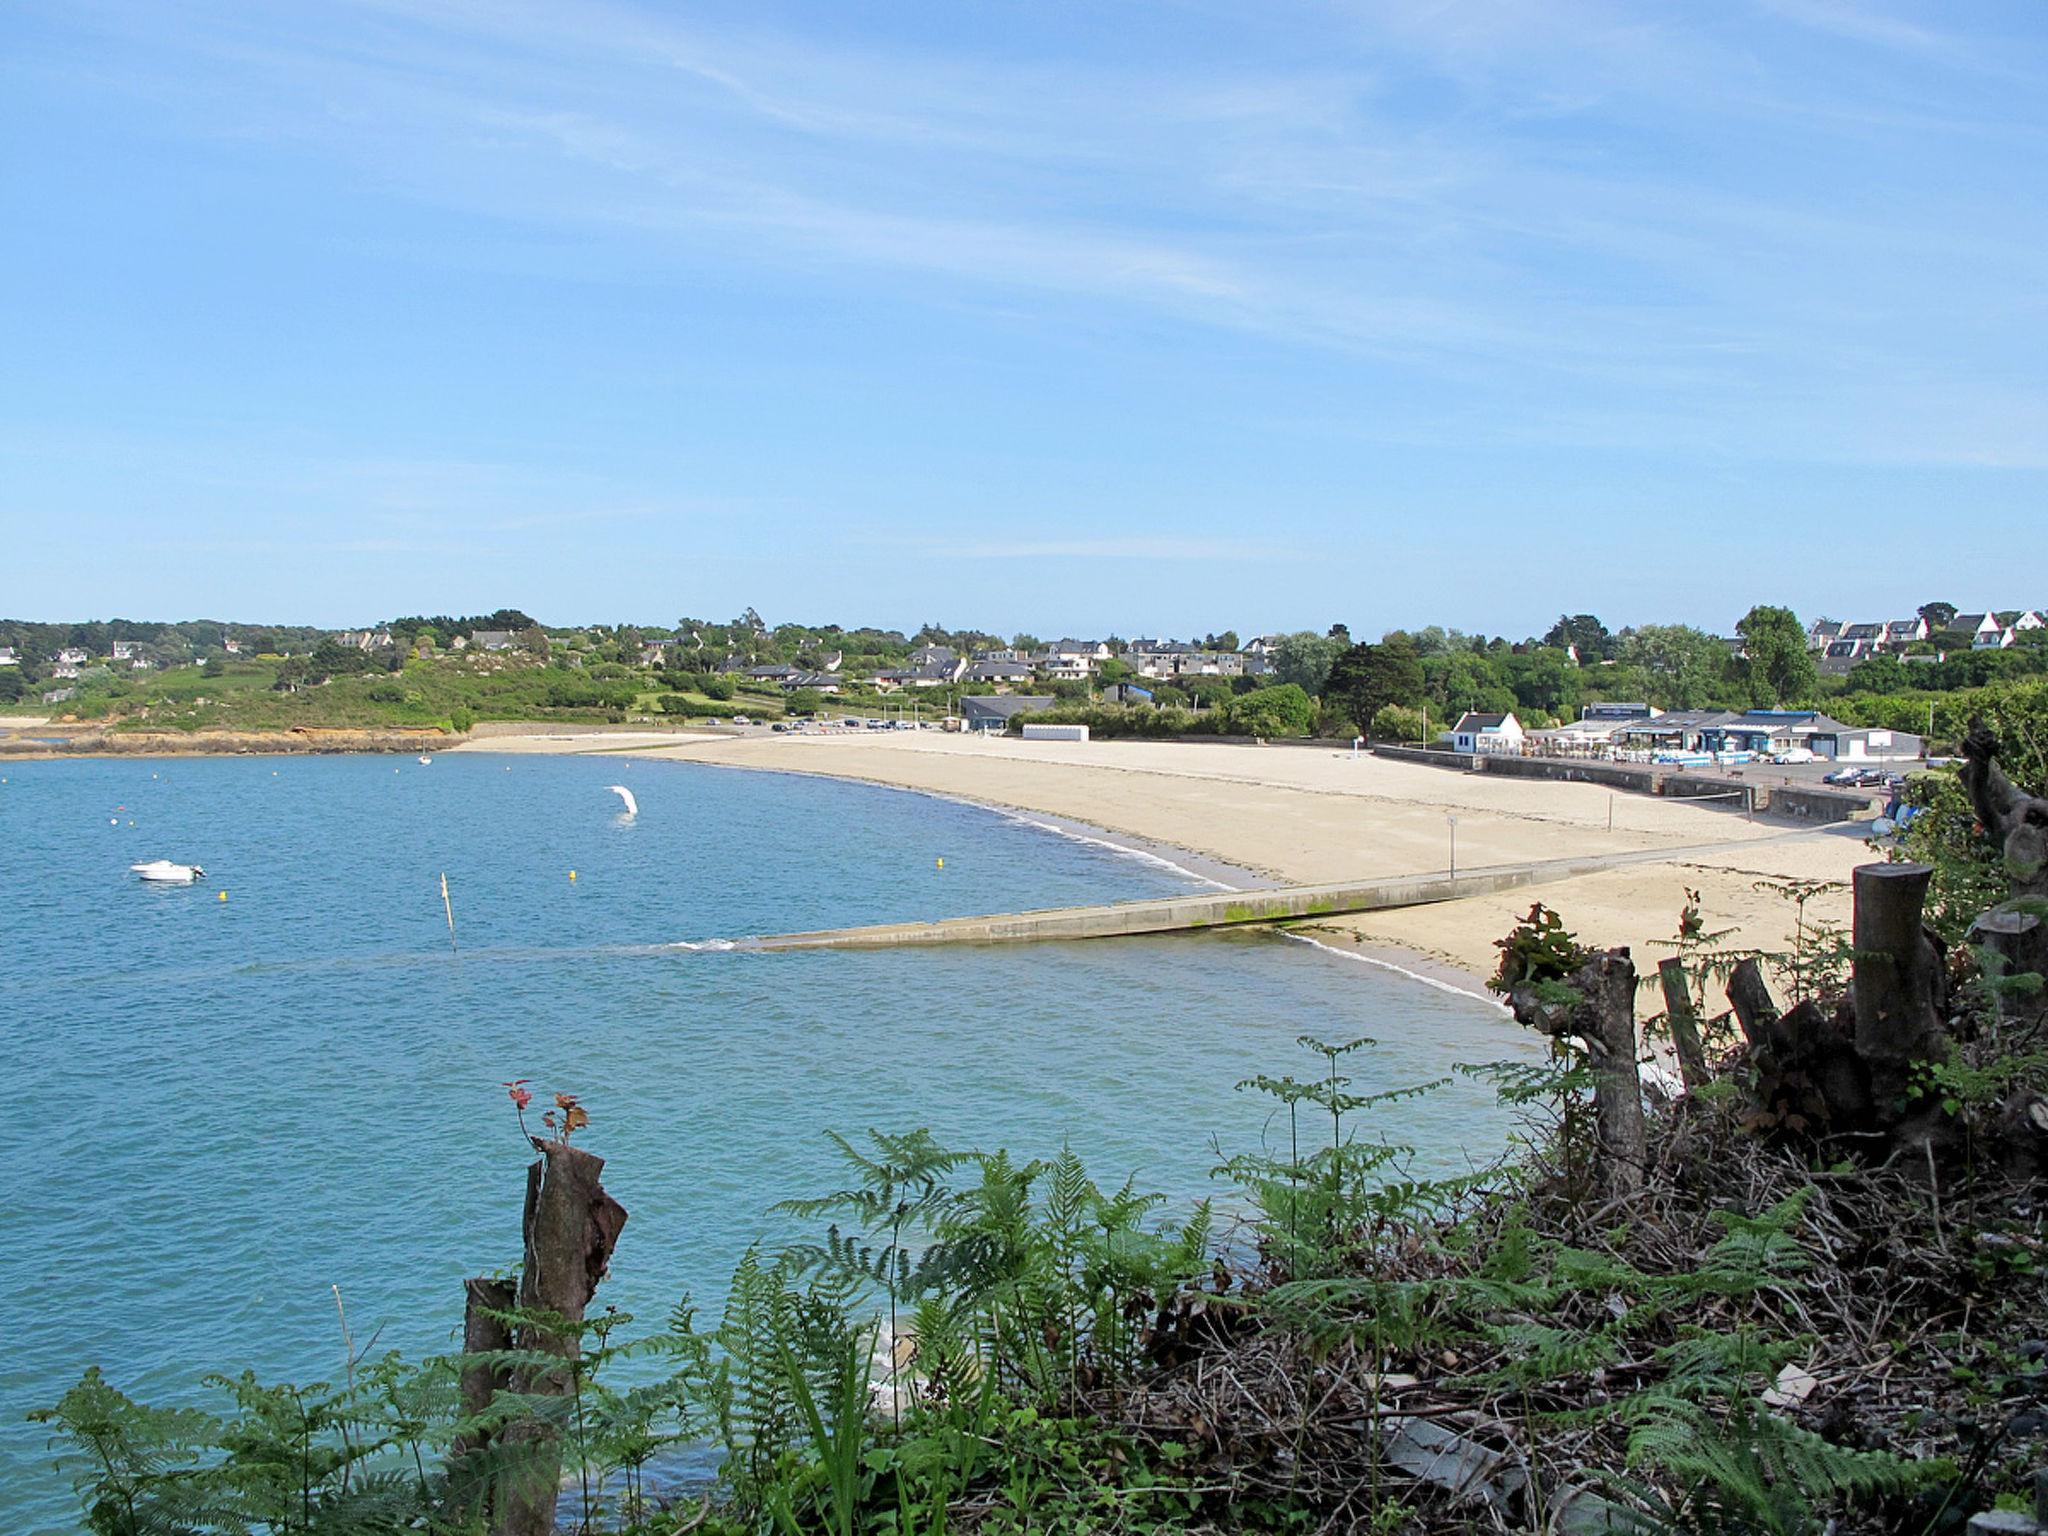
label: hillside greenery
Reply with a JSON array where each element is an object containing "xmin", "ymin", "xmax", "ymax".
[{"xmin": 6, "ymin": 601, "xmax": 2046, "ymax": 743}]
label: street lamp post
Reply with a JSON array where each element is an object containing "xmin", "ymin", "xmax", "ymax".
[{"xmin": 1447, "ymin": 814, "xmax": 1459, "ymax": 878}]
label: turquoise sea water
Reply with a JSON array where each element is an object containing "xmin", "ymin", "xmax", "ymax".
[{"xmin": 0, "ymin": 752, "xmax": 1527, "ymax": 1532}]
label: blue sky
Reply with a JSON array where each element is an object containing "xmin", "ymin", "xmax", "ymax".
[{"xmin": 2, "ymin": 1, "xmax": 2043, "ymax": 638}]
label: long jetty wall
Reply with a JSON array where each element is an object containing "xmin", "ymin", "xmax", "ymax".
[{"xmin": 736, "ymin": 844, "xmax": 1752, "ymax": 953}]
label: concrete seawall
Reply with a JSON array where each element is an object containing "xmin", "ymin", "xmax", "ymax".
[
  {"xmin": 1370, "ymin": 746, "xmax": 1878, "ymax": 824},
  {"xmin": 733, "ymin": 840, "xmax": 1804, "ymax": 952}
]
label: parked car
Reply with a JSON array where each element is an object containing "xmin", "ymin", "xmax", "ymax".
[
  {"xmin": 731, "ymin": 715, "xmax": 752, "ymax": 725},
  {"xmin": 1769, "ymin": 747, "xmax": 1816, "ymax": 765},
  {"xmin": 1822, "ymin": 766, "xmax": 1863, "ymax": 784}
]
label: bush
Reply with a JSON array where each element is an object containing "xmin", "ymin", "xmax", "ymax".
[
  {"xmin": 1224, "ymin": 683, "xmax": 1316, "ymax": 737},
  {"xmin": 703, "ymin": 675, "xmax": 737, "ymax": 701},
  {"xmin": 448, "ymin": 707, "xmax": 474, "ymax": 734},
  {"xmin": 1371, "ymin": 704, "xmax": 1428, "ymax": 742}
]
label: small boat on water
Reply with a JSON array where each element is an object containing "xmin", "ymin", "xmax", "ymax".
[
  {"xmin": 418, "ymin": 755, "xmax": 433, "ymax": 765},
  {"xmin": 131, "ymin": 859, "xmax": 205, "ymax": 884}
]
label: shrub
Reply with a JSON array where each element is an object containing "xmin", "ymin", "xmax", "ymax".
[
  {"xmin": 1224, "ymin": 683, "xmax": 1316, "ymax": 737},
  {"xmin": 1371, "ymin": 704, "xmax": 1428, "ymax": 742}
]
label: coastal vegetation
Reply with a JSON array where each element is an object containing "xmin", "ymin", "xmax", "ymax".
[
  {"xmin": 31, "ymin": 727, "xmax": 2048, "ymax": 1534},
  {"xmin": 5, "ymin": 603, "xmax": 2047, "ymax": 751}
]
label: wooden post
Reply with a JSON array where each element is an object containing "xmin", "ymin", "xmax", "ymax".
[
  {"xmin": 1657, "ymin": 958, "xmax": 1710, "ymax": 1091},
  {"xmin": 1850, "ymin": 863, "xmax": 1948, "ymax": 1104},
  {"xmin": 494, "ymin": 1143, "xmax": 629, "ymax": 1536}
]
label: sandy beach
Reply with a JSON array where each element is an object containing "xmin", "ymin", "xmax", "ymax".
[{"xmin": 454, "ymin": 729, "xmax": 1871, "ymax": 997}]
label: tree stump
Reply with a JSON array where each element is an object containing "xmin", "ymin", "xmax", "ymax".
[
  {"xmin": 492, "ymin": 1143, "xmax": 629, "ymax": 1536},
  {"xmin": 1851, "ymin": 863, "xmax": 1949, "ymax": 1110},
  {"xmin": 1970, "ymin": 906, "xmax": 2048, "ymax": 1026},
  {"xmin": 1510, "ymin": 949, "xmax": 1646, "ymax": 1199},
  {"xmin": 450, "ymin": 1276, "xmax": 515, "ymax": 1520}
]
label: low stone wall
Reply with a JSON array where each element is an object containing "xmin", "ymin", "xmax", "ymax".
[
  {"xmin": 1477, "ymin": 754, "xmax": 1658, "ymax": 792},
  {"xmin": 1662, "ymin": 773, "xmax": 1755, "ymax": 814},
  {"xmin": 1767, "ymin": 784, "xmax": 1877, "ymax": 823},
  {"xmin": 1371, "ymin": 744, "xmax": 1476, "ymax": 770}
]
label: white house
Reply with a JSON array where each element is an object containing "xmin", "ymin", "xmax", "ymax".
[
  {"xmin": 56, "ymin": 647, "xmax": 89, "ymax": 665},
  {"xmin": 0, "ymin": 647, "xmax": 17, "ymax": 666},
  {"xmin": 1449, "ymin": 711, "xmax": 1524, "ymax": 755},
  {"xmin": 1951, "ymin": 611, "xmax": 2005, "ymax": 649}
]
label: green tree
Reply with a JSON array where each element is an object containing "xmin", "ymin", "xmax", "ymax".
[
  {"xmin": 1917, "ymin": 600, "xmax": 1957, "ymax": 633},
  {"xmin": 1736, "ymin": 605, "xmax": 1817, "ymax": 707},
  {"xmin": 1618, "ymin": 624, "xmax": 1724, "ymax": 710},
  {"xmin": 788, "ymin": 688, "xmax": 825, "ymax": 715},
  {"xmin": 1543, "ymin": 613, "xmax": 1611, "ymax": 660},
  {"xmin": 1272, "ymin": 630, "xmax": 1340, "ymax": 694},
  {"xmin": 1325, "ymin": 640, "xmax": 1423, "ymax": 737}
]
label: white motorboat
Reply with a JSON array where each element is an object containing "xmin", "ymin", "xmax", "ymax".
[
  {"xmin": 131, "ymin": 859, "xmax": 205, "ymax": 884},
  {"xmin": 418, "ymin": 755, "xmax": 433, "ymax": 765}
]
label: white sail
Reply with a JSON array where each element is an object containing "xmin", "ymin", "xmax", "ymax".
[{"xmin": 607, "ymin": 784, "xmax": 639, "ymax": 818}]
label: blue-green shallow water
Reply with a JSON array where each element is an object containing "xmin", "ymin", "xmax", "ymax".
[{"xmin": 0, "ymin": 752, "xmax": 1527, "ymax": 1531}]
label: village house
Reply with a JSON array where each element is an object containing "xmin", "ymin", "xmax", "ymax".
[
  {"xmin": 469, "ymin": 630, "xmax": 516, "ymax": 652},
  {"xmin": 972, "ymin": 647, "xmax": 1030, "ymax": 664},
  {"xmin": 779, "ymin": 670, "xmax": 843, "ymax": 695},
  {"xmin": 0, "ymin": 647, "xmax": 18, "ymax": 666},
  {"xmin": 1033, "ymin": 640, "xmax": 1109, "ymax": 682},
  {"xmin": 1806, "ymin": 619, "xmax": 1844, "ymax": 651},
  {"xmin": 963, "ymin": 659, "xmax": 1035, "ymax": 687},
  {"xmin": 56, "ymin": 646, "xmax": 89, "ymax": 665},
  {"xmin": 1448, "ymin": 711, "xmax": 1524, "ymax": 755}
]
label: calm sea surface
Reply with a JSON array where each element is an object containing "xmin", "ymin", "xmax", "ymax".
[{"xmin": 0, "ymin": 752, "xmax": 1528, "ymax": 1531}]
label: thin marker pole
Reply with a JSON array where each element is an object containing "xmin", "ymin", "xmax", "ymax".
[{"xmin": 441, "ymin": 872, "xmax": 458, "ymax": 952}]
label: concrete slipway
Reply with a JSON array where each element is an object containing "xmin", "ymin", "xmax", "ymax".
[{"xmin": 734, "ymin": 830, "xmax": 1850, "ymax": 953}]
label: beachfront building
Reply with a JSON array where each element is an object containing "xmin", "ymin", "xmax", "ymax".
[
  {"xmin": 1614, "ymin": 709, "xmax": 1921, "ymax": 761},
  {"xmin": 1449, "ymin": 711, "xmax": 1525, "ymax": 755},
  {"xmin": 959, "ymin": 695, "xmax": 1053, "ymax": 732}
]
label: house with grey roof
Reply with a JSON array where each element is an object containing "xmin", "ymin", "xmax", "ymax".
[
  {"xmin": 959, "ymin": 695, "xmax": 1054, "ymax": 731},
  {"xmin": 1449, "ymin": 711, "xmax": 1524, "ymax": 755}
]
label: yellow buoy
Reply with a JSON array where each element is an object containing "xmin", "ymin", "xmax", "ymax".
[
  {"xmin": 569, "ymin": 870, "xmax": 578, "ymax": 882},
  {"xmin": 936, "ymin": 857, "xmax": 944, "ymax": 869},
  {"xmin": 218, "ymin": 890, "xmax": 228, "ymax": 902}
]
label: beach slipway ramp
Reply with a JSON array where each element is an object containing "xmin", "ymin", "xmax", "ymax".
[{"xmin": 730, "ymin": 836, "xmax": 1832, "ymax": 952}]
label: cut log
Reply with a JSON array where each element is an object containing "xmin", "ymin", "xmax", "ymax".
[
  {"xmin": 493, "ymin": 1143, "xmax": 629, "ymax": 1536},
  {"xmin": 1850, "ymin": 863, "xmax": 1948, "ymax": 1106},
  {"xmin": 1657, "ymin": 958, "xmax": 1711, "ymax": 1091}
]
